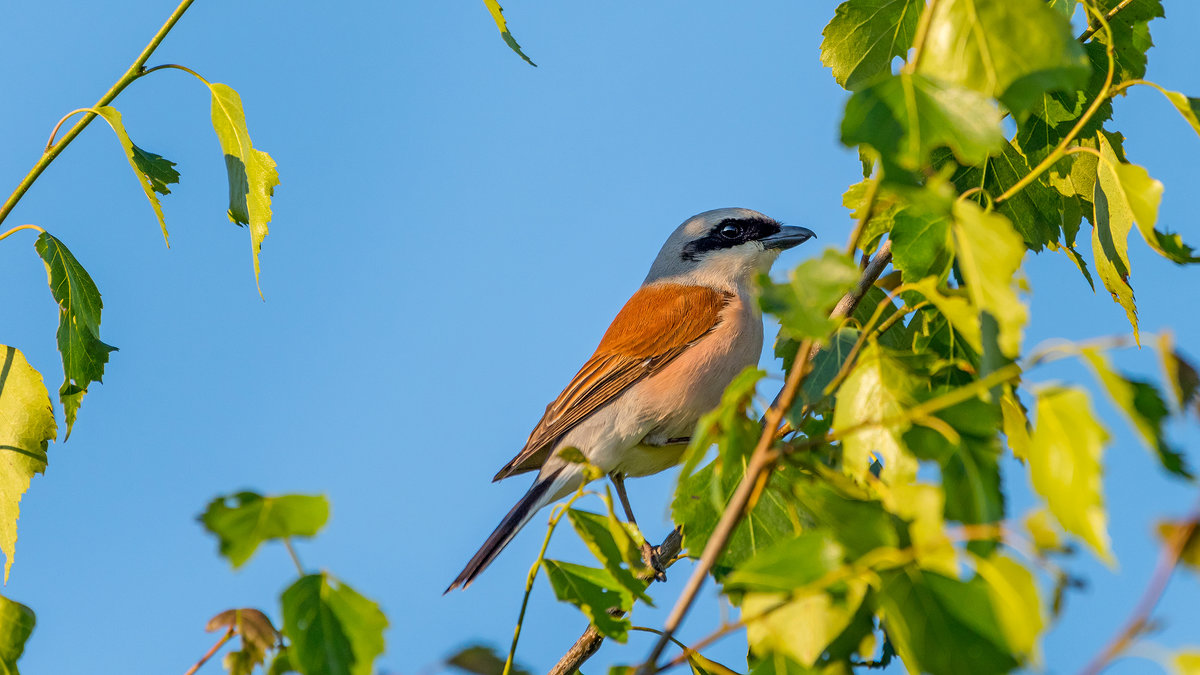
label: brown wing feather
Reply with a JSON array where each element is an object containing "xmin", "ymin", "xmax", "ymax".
[{"xmin": 493, "ymin": 284, "xmax": 729, "ymax": 481}]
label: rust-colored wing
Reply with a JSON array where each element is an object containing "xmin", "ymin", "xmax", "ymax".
[{"xmin": 492, "ymin": 283, "xmax": 729, "ymax": 481}]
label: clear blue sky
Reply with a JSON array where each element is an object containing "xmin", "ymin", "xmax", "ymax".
[{"xmin": 2, "ymin": 2, "xmax": 1199, "ymax": 673}]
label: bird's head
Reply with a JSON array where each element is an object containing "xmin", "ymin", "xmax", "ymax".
[{"xmin": 644, "ymin": 208, "xmax": 815, "ymax": 291}]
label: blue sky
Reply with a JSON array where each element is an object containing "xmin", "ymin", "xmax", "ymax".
[{"xmin": 2, "ymin": 1, "xmax": 1199, "ymax": 673}]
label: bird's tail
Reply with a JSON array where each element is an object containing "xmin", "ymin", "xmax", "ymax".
[{"xmin": 445, "ymin": 466, "xmax": 579, "ymax": 592}]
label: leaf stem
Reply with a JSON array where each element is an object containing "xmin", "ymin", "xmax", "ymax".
[
  {"xmin": 905, "ymin": 0, "xmax": 940, "ymax": 73},
  {"xmin": 44, "ymin": 109, "xmax": 94, "ymax": 152},
  {"xmin": 1078, "ymin": 0, "xmax": 1135, "ymax": 42},
  {"xmin": 503, "ymin": 489, "xmax": 586, "ymax": 675},
  {"xmin": 142, "ymin": 63, "xmax": 211, "ymax": 85},
  {"xmin": 0, "ymin": 0, "xmax": 196, "ymax": 228},
  {"xmin": 283, "ymin": 538, "xmax": 305, "ymax": 576},
  {"xmin": 0, "ymin": 224, "xmax": 46, "ymax": 243},
  {"xmin": 182, "ymin": 627, "xmax": 234, "ymax": 675},
  {"xmin": 994, "ymin": 5, "xmax": 1114, "ymax": 205}
]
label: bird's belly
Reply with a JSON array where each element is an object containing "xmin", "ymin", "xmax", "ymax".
[{"xmin": 613, "ymin": 442, "xmax": 689, "ymax": 477}]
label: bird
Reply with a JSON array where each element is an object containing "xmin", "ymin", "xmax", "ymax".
[{"xmin": 446, "ymin": 208, "xmax": 814, "ymax": 592}]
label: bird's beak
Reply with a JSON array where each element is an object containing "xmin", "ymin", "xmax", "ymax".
[{"xmin": 761, "ymin": 226, "xmax": 816, "ymax": 250}]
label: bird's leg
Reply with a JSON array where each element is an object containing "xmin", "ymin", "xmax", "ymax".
[{"xmin": 609, "ymin": 472, "xmax": 667, "ymax": 582}]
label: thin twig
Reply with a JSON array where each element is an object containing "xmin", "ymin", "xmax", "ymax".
[
  {"xmin": 1077, "ymin": 500, "xmax": 1200, "ymax": 675},
  {"xmin": 283, "ymin": 538, "xmax": 305, "ymax": 576},
  {"xmin": 637, "ymin": 242, "xmax": 895, "ymax": 673},
  {"xmin": 0, "ymin": 0, "xmax": 197, "ymax": 227},
  {"xmin": 182, "ymin": 627, "xmax": 234, "ymax": 675},
  {"xmin": 1078, "ymin": 0, "xmax": 1136, "ymax": 42}
]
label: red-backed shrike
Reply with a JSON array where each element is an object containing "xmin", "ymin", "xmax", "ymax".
[{"xmin": 447, "ymin": 208, "xmax": 814, "ymax": 591}]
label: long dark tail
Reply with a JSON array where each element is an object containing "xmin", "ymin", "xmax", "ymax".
[{"xmin": 445, "ymin": 468, "xmax": 567, "ymax": 592}]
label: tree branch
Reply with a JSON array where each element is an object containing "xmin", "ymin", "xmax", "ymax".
[
  {"xmin": 635, "ymin": 240, "xmax": 894, "ymax": 673},
  {"xmin": 1077, "ymin": 499, "xmax": 1200, "ymax": 675}
]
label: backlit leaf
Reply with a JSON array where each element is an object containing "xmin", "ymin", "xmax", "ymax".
[
  {"xmin": 820, "ymin": 0, "xmax": 923, "ymax": 90},
  {"xmin": 0, "ymin": 346, "xmax": 55, "ymax": 583},
  {"xmin": 1156, "ymin": 520, "xmax": 1200, "ymax": 570},
  {"xmin": 200, "ymin": 492, "xmax": 329, "ymax": 568},
  {"xmin": 833, "ymin": 341, "xmax": 919, "ymax": 484},
  {"xmin": 541, "ymin": 560, "xmax": 631, "ymax": 641},
  {"xmin": 1159, "ymin": 333, "xmax": 1200, "ymax": 416},
  {"xmin": 974, "ymin": 554, "xmax": 1044, "ymax": 664},
  {"xmin": 209, "ymin": 82, "xmax": 280, "ymax": 296},
  {"xmin": 917, "ymin": 0, "xmax": 1088, "ymax": 115},
  {"xmin": 1175, "ymin": 650, "xmax": 1200, "ymax": 675},
  {"xmin": 34, "ymin": 232, "xmax": 116, "ymax": 438},
  {"xmin": 724, "ymin": 532, "xmax": 843, "ymax": 594},
  {"xmin": 482, "ymin": 0, "xmax": 536, "ymax": 66},
  {"xmin": 1027, "ymin": 386, "xmax": 1112, "ymax": 562},
  {"xmin": 744, "ymin": 580, "xmax": 868, "ymax": 667},
  {"xmin": 890, "ymin": 207, "xmax": 953, "ymax": 283},
  {"xmin": 280, "ymin": 573, "xmax": 387, "ymax": 675},
  {"xmin": 1161, "ymin": 89, "xmax": 1200, "ymax": 138},
  {"xmin": 952, "ymin": 201, "xmax": 1027, "ymax": 358},
  {"xmin": 0, "ymin": 594, "xmax": 35, "ymax": 675},
  {"xmin": 841, "ymin": 73, "xmax": 1004, "ymax": 179},
  {"xmin": 93, "ymin": 106, "xmax": 179, "ymax": 245},
  {"xmin": 1098, "ymin": 140, "xmax": 1199, "ymax": 264},
  {"xmin": 1081, "ymin": 348, "xmax": 1190, "ymax": 477},
  {"xmin": 907, "ymin": 279, "xmax": 983, "ymax": 354}
]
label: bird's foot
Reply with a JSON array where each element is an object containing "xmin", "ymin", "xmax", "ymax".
[{"xmin": 640, "ymin": 540, "xmax": 667, "ymax": 582}]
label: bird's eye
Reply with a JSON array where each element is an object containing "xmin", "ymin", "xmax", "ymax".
[{"xmin": 719, "ymin": 224, "xmax": 742, "ymax": 239}]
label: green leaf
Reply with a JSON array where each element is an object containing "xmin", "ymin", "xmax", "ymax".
[
  {"xmin": 841, "ymin": 73, "xmax": 1004, "ymax": 178},
  {"xmin": 208, "ymin": 83, "xmax": 280, "ymax": 296},
  {"xmin": 973, "ymin": 554, "xmax": 1045, "ymax": 663},
  {"xmin": 907, "ymin": 279, "xmax": 983, "ymax": 354},
  {"xmin": 1081, "ymin": 348, "xmax": 1190, "ymax": 477},
  {"xmin": 1098, "ymin": 140, "xmax": 1199, "ymax": 264},
  {"xmin": 917, "ymin": 0, "xmax": 1088, "ymax": 116},
  {"xmin": 267, "ymin": 649, "xmax": 297, "ymax": 675},
  {"xmin": 34, "ymin": 232, "xmax": 116, "ymax": 438},
  {"xmin": 482, "ymin": 0, "xmax": 536, "ymax": 66},
  {"xmin": 758, "ymin": 250, "xmax": 859, "ymax": 341},
  {"xmin": 92, "ymin": 106, "xmax": 179, "ymax": 245},
  {"xmin": 832, "ymin": 342, "xmax": 919, "ymax": 484},
  {"xmin": 724, "ymin": 532, "xmax": 844, "ymax": 594},
  {"xmin": 0, "ymin": 594, "xmax": 35, "ymax": 675},
  {"xmin": 540, "ymin": 560, "xmax": 631, "ymax": 641},
  {"xmin": 952, "ymin": 201, "xmax": 1027, "ymax": 359},
  {"xmin": 567, "ymin": 507, "xmax": 652, "ymax": 603},
  {"xmin": 890, "ymin": 207, "xmax": 953, "ymax": 283},
  {"xmin": 0, "ymin": 346, "xmax": 55, "ymax": 584},
  {"xmin": 1027, "ymin": 386, "xmax": 1113, "ymax": 562},
  {"xmin": 744, "ymin": 580, "xmax": 868, "ymax": 668},
  {"xmin": 200, "ymin": 492, "xmax": 329, "ymax": 568},
  {"xmin": 280, "ymin": 573, "xmax": 387, "ymax": 675},
  {"xmin": 1159, "ymin": 333, "xmax": 1200, "ymax": 416},
  {"xmin": 672, "ymin": 461, "xmax": 804, "ymax": 581},
  {"xmin": 446, "ymin": 644, "xmax": 531, "ymax": 675},
  {"xmin": 876, "ymin": 567, "xmax": 1018, "ymax": 675},
  {"xmin": 792, "ymin": 474, "xmax": 900, "ymax": 559},
  {"xmin": 819, "ymin": 0, "xmax": 924, "ymax": 90}
]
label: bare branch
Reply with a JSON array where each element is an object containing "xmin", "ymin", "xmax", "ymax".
[{"xmin": 1077, "ymin": 499, "xmax": 1200, "ymax": 675}]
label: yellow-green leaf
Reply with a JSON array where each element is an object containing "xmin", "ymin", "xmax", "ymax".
[
  {"xmin": 1162, "ymin": 89, "xmax": 1200, "ymax": 138},
  {"xmin": 820, "ymin": 0, "xmax": 924, "ymax": 91},
  {"xmin": 1024, "ymin": 508, "xmax": 1064, "ymax": 553},
  {"xmin": 1176, "ymin": 650, "xmax": 1200, "ymax": 675},
  {"xmin": 951, "ymin": 201, "xmax": 1027, "ymax": 359},
  {"xmin": 0, "ymin": 346, "xmax": 56, "ymax": 583},
  {"xmin": 973, "ymin": 554, "xmax": 1045, "ymax": 663},
  {"xmin": 744, "ymin": 580, "xmax": 868, "ymax": 667},
  {"xmin": 0, "ymin": 594, "xmax": 35, "ymax": 674},
  {"xmin": 908, "ymin": 279, "xmax": 983, "ymax": 354},
  {"xmin": 208, "ymin": 83, "xmax": 280, "ymax": 296},
  {"xmin": 1028, "ymin": 386, "xmax": 1113, "ymax": 563},
  {"xmin": 1092, "ymin": 133, "xmax": 1139, "ymax": 340},
  {"xmin": 92, "ymin": 106, "xmax": 179, "ymax": 245},
  {"xmin": 1159, "ymin": 333, "xmax": 1200, "ymax": 416},
  {"xmin": 1081, "ymin": 347, "xmax": 1190, "ymax": 477},
  {"xmin": 917, "ymin": 0, "xmax": 1088, "ymax": 115},
  {"xmin": 482, "ymin": 0, "xmax": 536, "ymax": 66},
  {"xmin": 832, "ymin": 342, "xmax": 919, "ymax": 484},
  {"xmin": 200, "ymin": 492, "xmax": 330, "ymax": 568}
]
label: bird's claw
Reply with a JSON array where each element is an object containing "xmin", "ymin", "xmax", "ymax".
[{"xmin": 641, "ymin": 541, "xmax": 667, "ymax": 582}]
